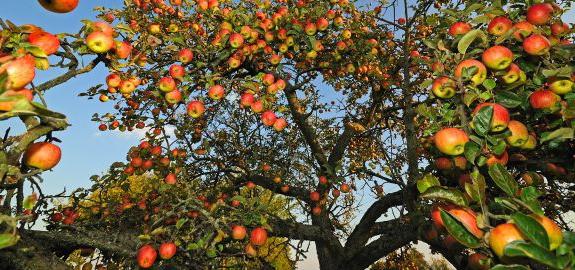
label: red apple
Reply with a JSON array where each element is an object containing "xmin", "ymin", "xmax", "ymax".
[
  {"xmin": 250, "ymin": 227, "xmax": 268, "ymax": 246},
  {"xmin": 114, "ymin": 41, "xmax": 132, "ymax": 59},
  {"xmin": 529, "ymin": 89, "xmax": 560, "ymax": 110},
  {"xmin": 506, "ymin": 120, "xmax": 529, "ymax": 147},
  {"xmin": 178, "ymin": 48, "xmax": 194, "ymax": 63},
  {"xmin": 304, "ymin": 22, "xmax": 317, "ymax": 35},
  {"xmin": 165, "ymin": 89, "xmax": 182, "ymax": 104},
  {"xmin": 500, "ymin": 64, "xmax": 522, "ymax": 84},
  {"xmin": 431, "ymin": 77, "xmax": 456, "ymax": 99},
  {"xmin": 487, "ymin": 16, "xmax": 513, "ymax": 36},
  {"xmin": 159, "ymin": 242, "xmax": 177, "ymax": 260},
  {"xmin": 512, "ymin": 21, "xmax": 535, "ymax": 40},
  {"xmin": 262, "ymin": 73, "xmax": 275, "ymax": 86},
  {"xmin": 86, "ymin": 31, "xmax": 114, "ymax": 53},
  {"xmin": 434, "ymin": 157, "xmax": 453, "ymax": 170},
  {"xmin": 448, "ymin": 22, "xmax": 472, "ymax": 36},
  {"xmin": 38, "ymin": 0, "xmax": 79, "ymax": 13},
  {"xmin": 208, "ymin": 85, "xmax": 225, "ymax": 100},
  {"xmin": 551, "ymin": 22, "xmax": 570, "ymax": 36},
  {"xmin": 136, "ymin": 244, "xmax": 157, "ymax": 268},
  {"xmin": 187, "ymin": 100, "xmax": 205, "ymax": 118},
  {"xmin": 523, "ymin": 34, "xmax": 551, "ymax": 55},
  {"xmin": 232, "ymin": 225, "xmax": 247, "ymax": 240},
  {"xmin": 310, "ymin": 191, "xmax": 320, "ymax": 202},
  {"xmin": 251, "ymin": 100, "xmax": 264, "ymax": 113},
  {"xmin": 482, "ymin": 45, "xmax": 513, "ymax": 70},
  {"xmin": 240, "ymin": 92, "xmax": 255, "ymax": 108},
  {"xmin": 92, "ymin": 21, "xmax": 114, "ymax": 36},
  {"xmin": 28, "ymin": 31, "xmax": 60, "ymax": 56},
  {"xmin": 472, "ymin": 103, "xmax": 510, "ymax": 132},
  {"xmin": 3, "ymin": 54, "xmax": 36, "ymax": 90},
  {"xmin": 455, "ymin": 59, "xmax": 487, "ymax": 86},
  {"xmin": 23, "ymin": 142, "xmax": 61, "ymax": 170},
  {"xmin": 527, "ymin": 3, "xmax": 554, "ymax": 25},
  {"xmin": 169, "ymin": 64, "xmax": 185, "ymax": 81},
  {"xmin": 229, "ymin": 33, "xmax": 244, "ymax": 48},
  {"xmin": 489, "ymin": 223, "xmax": 526, "ymax": 258},
  {"xmin": 119, "ymin": 80, "xmax": 136, "ymax": 94},
  {"xmin": 431, "ymin": 204, "xmax": 484, "ymax": 238},
  {"xmin": 273, "ymin": 118, "xmax": 287, "ymax": 131},
  {"xmin": 164, "ymin": 173, "xmax": 177, "ymax": 185},
  {"xmin": 486, "ymin": 150, "xmax": 509, "ymax": 166},
  {"xmin": 158, "ymin": 77, "xmax": 176, "ymax": 93},
  {"xmin": 434, "ymin": 128, "xmax": 469, "ymax": 156},
  {"xmin": 467, "ymin": 253, "xmax": 490, "ymax": 270},
  {"xmin": 106, "ymin": 73, "xmax": 121, "ymax": 88},
  {"xmin": 261, "ymin": 110, "xmax": 277, "ymax": 126}
]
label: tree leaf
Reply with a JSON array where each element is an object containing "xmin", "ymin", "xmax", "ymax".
[
  {"xmin": 504, "ymin": 241, "xmax": 562, "ymax": 269},
  {"xmin": 417, "ymin": 174, "xmax": 441, "ymax": 193},
  {"xmin": 0, "ymin": 233, "xmax": 19, "ymax": 250},
  {"xmin": 488, "ymin": 164, "xmax": 519, "ymax": 197},
  {"xmin": 495, "ymin": 90, "xmax": 523, "ymax": 108},
  {"xmin": 472, "ymin": 105, "xmax": 493, "ymax": 137},
  {"xmin": 440, "ymin": 209, "xmax": 481, "ymax": 248},
  {"xmin": 458, "ymin": 29, "xmax": 485, "ymax": 54},
  {"xmin": 511, "ymin": 212, "xmax": 549, "ymax": 249},
  {"xmin": 540, "ymin": 128, "xmax": 574, "ymax": 143},
  {"xmin": 420, "ymin": 186, "xmax": 468, "ymax": 206},
  {"xmin": 464, "ymin": 141, "xmax": 481, "ymax": 164},
  {"xmin": 490, "ymin": 265, "xmax": 530, "ymax": 270}
]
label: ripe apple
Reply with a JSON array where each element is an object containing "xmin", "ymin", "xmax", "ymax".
[
  {"xmin": 434, "ymin": 157, "xmax": 452, "ymax": 170},
  {"xmin": 310, "ymin": 191, "xmax": 320, "ymax": 201},
  {"xmin": 529, "ymin": 89, "xmax": 560, "ymax": 111},
  {"xmin": 165, "ymin": 89, "xmax": 182, "ymax": 104},
  {"xmin": 551, "ymin": 22, "xmax": 570, "ymax": 36},
  {"xmin": 261, "ymin": 110, "xmax": 277, "ymax": 126},
  {"xmin": 482, "ymin": 45, "xmax": 513, "ymax": 70},
  {"xmin": 281, "ymin": 185, "xmax": 290, "ymax": 193},
  {"xmin": 106, "ymin": 73, "xmax": 121, "ymax": 88},
  {"xmin": 523, "ymin": 34, "xmax": 551, "ymax": 56},
  {"xmin": 489, "ymin": 223, "xmax": 526, "ymax": 258},
  {"xmin": 119, "ymin": 80, "xmax": 136, "ymax": 94},
  {"xmin": 169, "ymin": 64, "xmax": 185, "ymax": 81},
  {"xmin": 467, "ymin": 253, "xmax": 490, "ymax": 270},
  {"xmin": 273, "ymin": 118, "xmax": 287, "ymax": 131},
  {"xmin": 159, "ymin": 242, "xmax": 177, "ymax": 260},
  {"xmin": 317, "ymin": 18, "xmax": 329, "ymax": 31},
  {"xmin": 500, "ymin": 64, "xmax": 522, "ymax": 84},
  {"xmin": 23, "ymin": 142, "xmax": 62, "ymax": 170},
  {"xmin": 251, "ymin": 100, "xmax": 264, "ymax": 113},
  {"xmin": 38, "ymin": 0, "xmax": 79, "ymax": 13},
  {"xmin": 229, "ymin": 33, "xmax": 244, "ymax": 48},
  {"xmin": 304, "ymin": 22, "xmax": 317, "ymax": 35},
  {"xmin": 548, "ymin": 77, "xmax": 573, "ymax": 95},
  {"xmin": 487, "ymin": 16, "xmax": 513, "ymax": 36},
  {"xmin": 526, "ymin": 3, "xmax": 554, "ymax": 25},
  {"xmin": 240, "ymin": 92, "xmax": 254, "ymax": 108},
  {"xmin": 434, "ymin": 128, "xmax": 469, "ymax": 156},
  {"xmin": 431, "ymin": 204, "xmax": 484, "ymax": 238},
  {"xmin": 512, "ymin": 21, "xmax": 535, "ymax": 40},
  {"xmin": 472, "ymin": 103, "xmax": 510, "ymax": 132},
  {"xmin": 530, "ymin": 214, "xmax": 563, "ymax": 250},
  {"xmin": 187, "ymin": 100, "xmax": 205, "ymax": 118},
  {"xmin": 448, "ymin": 22, "xmax": 472, "ymax": 36},
  {"xmin": 0, "ymin": 89, "xmax": 34, "ymax": 111},
  {"xmin": 114, "ymin": 41, "xmax": 132, "ymax": 59},
  {"xmin": 178, "ymin": 48, "xmax": 194, "ymax": 63},
  {"xmin": 3, "ymin": 54, "xmax": 36, "ymax": 90},
  {"xmin": 455, "ymin": 59, "xmax": 487, "ymax": 86},
  {"xmin": 486, "ymin": 150, "xmax": 509, "ymax": 166},
  {"xmin": 520, "ymin": 135, "xmax": 537, "ymax": 150},
  {"xmin": 340, "ymin": 183, "xmax": 351, "ymax": 193},
  {"xmin": 453, "ymin": 156, "xmax": 467, "ymax": 170},
  {"xmin": 28, "ymin": 31, "xmax": 60, "ymax": 56},
  {"xmin": 250, "ymin": 227, "xmax": 268, "ymax": 246},
  {"xmin": 505, "ymin": 120, "xmax": 529, "ymax": 147},
  {"xmin": 431, "ymin": 77, "xmax": 456, "ymax": 99},
  {"xmin": 86, "ymin": 31, "xmax": 114, "ymax": 53},
  {"xmin": 158, "ymin": 77, "xmax": 176, "ymax": 93},
  {"xmin": 232, "ymin": 225, "xmax": 247, "ymax": 240},
  {"xmin": 164, "ymin": 173, "xmax": 177, "ymax": 185},
  {"xmin": 245, "ymin": 243, "xmax": 257, "ymax": 257},
  {"xmin": 136, "ymin": 244, "xmax": 157, "ymax": 268},
  {"xmin": 208, "ymin": 85, "xmax": 225, "ymax": 100},
  {"xmin": 262, "ymin": 73, "xmax": 275, "ymax": 86}
]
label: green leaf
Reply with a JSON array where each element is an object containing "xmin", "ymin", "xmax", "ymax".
[
  {"xmin": 464, "ymin": 141, "xmax": 481, "ymax": 164},
  {"xmin": 420, "ymin": 186, "xmax": 468, "ymax": 206},
  {"xmin": 469, "ymin": 170, "xmax": 487, "ymax": 203},
  {"xmin": 0, "ymin": 233, "xmax": 19, "ymax": 249},
  {"xmin": 511, "ymin": 212, "xmax": 549, "ymax": 249},
  {"xmin": 440, "ymin": 209, "xmax": 481, "ymax": 248},
  {"xmin": 472, "ymin": 105, "xmax": 493, "ymax": 137},
  {"xmin": 540, "ymin": 128, "xmax": 574, "ymax": 143},
  {"xmin": 417, "ymin": 174, "xmax": 441, "ymax": 193},
  {"xmin": 495, "ymin": 91, "xmax": 523, "ymax": 108},
  {"xmin": 488, "ymin": 164, "xmax": 519, "ymax": 197},
  {"xmin": 458, "ymin": 29, "xmax": 486, "ymax": 54},
  {"xmin": 463, "ymin": 92, "xmax": 479, "ymax": 107},
  {"xmin": 176, "ymin": 218, "xmax": 188, "ymax": 229},
  {"xmin": 519, "ymin": 187, "xmax": 543, "ymax": 214},
  {"xmin": 482, "ymin": 79, "xmax": 497, "ymax": 90},
  {"xmin": 420, "ymin": 79, "xmax": 433, "ymax": 89},
  {"xmin": 504, "ymin": 241, "xmax": 562, "ymax": 269}
]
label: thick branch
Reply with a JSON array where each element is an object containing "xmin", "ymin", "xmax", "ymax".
[
  {"xmin": 36, "ymin": 56, "xmax": 102, "ymax": 92},
  {"xmin": 344, "ymin": 190, "xmax": 403, "ymax": 252},
  {"xmin": 0, "ymin": 232, "xmax": 71, "ymax": 270},
  {"xmin": 245, "ymin": 175, "xmax": 310, "ymax": 203}
]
